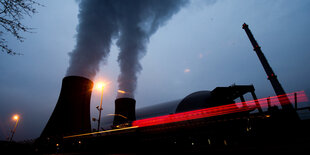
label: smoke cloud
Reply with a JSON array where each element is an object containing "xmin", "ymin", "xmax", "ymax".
[{"xmin": 66, "ymin": 0, "xmax": 189, "ymax": 98}]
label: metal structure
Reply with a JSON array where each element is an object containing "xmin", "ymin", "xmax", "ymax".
[
  {"xmin": 34, "ymin": 83, "xmax": 309, "ymax": 154},
  {"xmin": 59, "ymin": 86, "xmax": 308, "ymax": 154},
  {"xmin": 135, "ymin": 85, "xmax": 262, "ymax": 120},
  {"xmin": 97, "ymin": 86, "xmax": 104, "ymax": 131},
  {"xmin": 242, "ymin": 23, "xmax": 296, "ymax": 114}
]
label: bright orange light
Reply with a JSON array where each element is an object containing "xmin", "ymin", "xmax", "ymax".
[
  {"xmin": 13, "ymin": 115, "xmax": 19, "ymax": 121},
  {"xmin": 96, "ymin": 82, "xmax": 106, "ymax": 90},
  {"xmin": 118, "ymin": 90, "xmax": 126, "ymax": 94}
]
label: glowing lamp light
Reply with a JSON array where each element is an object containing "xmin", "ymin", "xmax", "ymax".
[
  {"xmin": 9, "ymin": 114, "xmax": 20, "ymax": 142},
  {"xmin": 96, "ymin": 82, "xmax": 105, "ymax": 91},
  {"xmin": 13, "ymin": 115, "xmax": 19, "ymax": 121}
]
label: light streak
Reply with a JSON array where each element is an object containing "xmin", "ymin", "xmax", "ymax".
[
  {"xmin": 118, "ymin": 90, "xmax": 126, "ymax": 94},
  {"xmin": 132, "ymin": 91, "xmax": 308, "ymax": 128},
  {"xmin": 107, "ymin": 114, "xmax": 128, "ymax": 119},
  {"xmin": 63, "ymin": 91, "xmax": 308, "ymax": 139},
  {"xmin": 63, "ymin": 126, "xmax": 138, "ymax": 139}
]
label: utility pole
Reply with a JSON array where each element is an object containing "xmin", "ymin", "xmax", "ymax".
[
  {"xmin": 97, "ymin": 87, "xmax": 104, "ymax": 131},
  {"xmin": 9, "ymin": 115, "xmax": 20, "ymax": 142}
]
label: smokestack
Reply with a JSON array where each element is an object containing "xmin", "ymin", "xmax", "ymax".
[
  {"xmin": 242, "ymin": 23, "xmax": 293, "ymax": 110},
  {"xmin": 40, "ymin": 76, "xmax": 93, "ymax": 138},
  {"xmin": 113, "ymin": 98, "xmax": 136, "ymax": 127},
  {"xmin": 242, "ymin": 23, "xmax": 299, "ymax": 120}
]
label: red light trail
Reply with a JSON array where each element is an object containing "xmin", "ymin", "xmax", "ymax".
[{"xmin": 132, "ymin": 91, "xmax": 308, "ymax": 128}]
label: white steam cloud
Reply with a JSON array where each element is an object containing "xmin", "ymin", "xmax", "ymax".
[{"xmin": 66, "ymin": 0, "xmax": 189, "ymax": 98}]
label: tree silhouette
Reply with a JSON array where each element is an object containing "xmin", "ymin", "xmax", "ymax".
[{"xmin": 0, "ymin": 0, "xmax": 41, "ymax": 55}]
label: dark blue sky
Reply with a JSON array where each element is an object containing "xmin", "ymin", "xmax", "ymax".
[{"xmin": 1, "ymin": 0, "xmax": 310, "ymax": 141}]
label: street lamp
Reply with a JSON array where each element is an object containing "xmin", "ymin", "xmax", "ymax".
[
  {"xmin": 96, "ymin": 82, "xmax": 105, "ymax": 131},
  {"xmin": 9, "ymin": 114, "xmax": 20, "ymax": 142}
]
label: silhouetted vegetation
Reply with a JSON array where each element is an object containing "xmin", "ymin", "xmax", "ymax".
[{"xmin": 0, "ymin": 0, "xmax": 41, "ymax": 55}]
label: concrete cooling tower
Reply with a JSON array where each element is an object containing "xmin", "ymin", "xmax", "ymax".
[{"xmin": 40, "ymin": 76, "xmax": 93, "ymax": 138}]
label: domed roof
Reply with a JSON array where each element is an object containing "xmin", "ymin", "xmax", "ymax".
[
  {"xmin": 176, "ymin": 91, "xmax": 212, "ymax": 113},
  {"xmin": 136, "ymin": 91, "xmax": 214, "ymax": 119},
  {"xmin": 135, "ymin": 85, "xmax": 256, "ymax": 121},
  {"xmin": 136, "ymin": 100, "xmax": 182, "ymax": 119}
]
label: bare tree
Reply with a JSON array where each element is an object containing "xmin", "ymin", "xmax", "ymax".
[{"xmin": 0, "ymin": 0, "xmax": 41, "ymax": 55}]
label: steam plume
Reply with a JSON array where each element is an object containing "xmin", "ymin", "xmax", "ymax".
[{"xmin": 66, "ymin": 0, "xmax": 189, "ymax": 98}]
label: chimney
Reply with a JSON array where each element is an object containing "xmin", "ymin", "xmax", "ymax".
[
  {"xmin": 242, "ymin": 23, "xmax": 299, "ymax": 120},
  {"xmin": 113, "ymin": 98, "xmax": 136, "ymax": 127},
  {"xmin": 40, "ymin": 76, "xmax": 93, "ymax": 138}
]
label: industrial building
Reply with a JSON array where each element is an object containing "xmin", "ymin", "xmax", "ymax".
[{"xmin": 34, "ymin": 24, "xmax": 310, "ymax": 154}]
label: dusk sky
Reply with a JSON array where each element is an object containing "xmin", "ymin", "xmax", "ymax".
[{"xmin": 1, "ymin": 0, "xmax": 310, "ymax": 141}]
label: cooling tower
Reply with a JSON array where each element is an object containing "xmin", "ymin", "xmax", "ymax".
[
  {"xmin": 40, "ymin": 76, "xmax": 93, "ymax": 138},
  {"xmin": 113, "ymin": 98, "xmax": 136, "ymax": 126}
]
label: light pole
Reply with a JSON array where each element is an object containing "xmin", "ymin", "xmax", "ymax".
[
  {"xmin": 9, "ymin": 114, "xmax": 20, "ymax": 142},
  {"xmin": 96, "ymin": 83, "xmax": 105, "ymax": 131}
]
